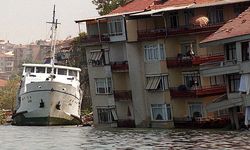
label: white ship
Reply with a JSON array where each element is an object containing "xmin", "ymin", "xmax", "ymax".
[{"xmin": 12, "ymin": 6, "xmax": 82, "ymax": 126}]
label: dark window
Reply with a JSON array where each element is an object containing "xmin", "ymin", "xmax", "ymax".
[
  {"xmin": 208, "ymin": 7, "xmax": 224, "ymax": 24},
  {"xmin": 47, "ymin": 68, "xmax": 56, "ymax": 74},
  {"xmin": 225, "ymin": 42, "xmax": 236, "ymax": 61},
  {"xmin": 58, "ymin": 69, "xmax": 67, "ymax": 75},
  {"xmin": 184, "ymin": 10, "xmax": 194, "ymax": 26},
  {"xmin": 97, "ymin": 108, "xmax": 115, "ymax": 124},
  {"xmin": 169, "ymin": 12, "xmax": 179, "ymax": 28},
  {"xmin": 241, "ymin": 42, "xmax": 249, "ymax": 61},
  {"xmin": 183, "ymin": 72, "xmax": 201, "ymax": 89},
  {"xmin": 36, "ymin": 67, "xmax": 45, "ymax": 73},
  {"xmin": 228, "ymin": 74, "xmax": 240, "ymax": 93},
  {"xmin": 25, "ymin": 67, "xmax": 34, "ymax": 73}
]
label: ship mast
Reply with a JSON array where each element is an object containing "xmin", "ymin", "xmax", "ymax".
[{"xmin": 47, "ymin": 5, "xmax": 60, "ymax": 77}]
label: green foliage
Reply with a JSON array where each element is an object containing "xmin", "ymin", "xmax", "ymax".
[
  {"xmin": 92, "ymin": 0, "xmax": 130, "ymax": 15},
  {"xmin": 0, "ymin": 75, "xmax": 20, "ymax": 112},
  {"xmin": 69, "ymin": 33, "xmax": 92, "ymax": 111}
]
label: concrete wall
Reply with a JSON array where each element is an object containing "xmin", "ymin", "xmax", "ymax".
[{"xmin": 126, "ymin": 42, "xmax": 149, "ymax": 127}]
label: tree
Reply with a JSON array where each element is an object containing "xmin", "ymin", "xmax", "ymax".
[
  {"xmin": 69, "ymin": 33, "xmax": 92, "ymax": 112},
  {"xmin": 0, "ymin": 75, "xmax": 20, "ymax": 112},
  {"xmin": 92, "ymin": 0, "xmax": 130, "ymax": 15}
]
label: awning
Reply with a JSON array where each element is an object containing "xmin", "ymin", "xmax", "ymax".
[
  {"xmin": 90, "ymin": 51, "xmax": 103, "ymax": 61},
  {"xmin": 206, "ymin": 94, "xmax": 243, "ymax": 112},
  {"xmin": 111, "ymin": 109, "xmax": 118, "ymax": 121},
  {"xmin": 146, "ymin": 76, "xmax": 161, "ymax": 90}
]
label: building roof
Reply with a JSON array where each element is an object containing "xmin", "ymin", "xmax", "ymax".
[
  {"xmin": 201, "ymin": 6, "xmax": 250, "ymax": 46},
  {"xmin": 75, "ymin": 0, "xmax": 250, "ymax": 23},
  {"xmin": 0, "ymin": 79, "xmax": 7, "ymax": 87}
]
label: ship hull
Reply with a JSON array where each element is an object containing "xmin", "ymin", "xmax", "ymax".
[{"xmin": 13, "ymin": 81, "xmax": 82, "ymax": 126}]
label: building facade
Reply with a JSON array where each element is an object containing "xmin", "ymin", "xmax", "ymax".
[{"xmin": 76, "ymin": 0, "xmax": 250, "ymax": 128}]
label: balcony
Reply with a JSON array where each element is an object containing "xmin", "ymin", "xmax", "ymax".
[
  {"xmin": 166, "ymin": 54, "xmax": 224, "ymax": 68},
  {"xmin": 137, "ymin": 23, "xmax": 223, "ymax": 41},
  {"xmin": 114, "ymin": 90, "xmax": 132, "ymax": 101},
  {"xmin": 170, "ymin": 85, "xmax": 226, "ymax": 98},
  {"xmin": 137, "ymin": 29, "xmax": 166, "ymax": 41},
  {"xmin": 80, "ymin": 34, "xmax": 110, "ymax": 44},
  {"xmin": 167, "ymin": 23, "xmax": 223, "ymax": 36},
  {"xmin": 111, "ymin": 61, "xmax": 129, "ymax": 72}
]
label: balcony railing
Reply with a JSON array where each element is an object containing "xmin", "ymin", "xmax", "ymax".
[
  {"xmin": 137, "ymin": 29, "xmax": 166, "ymax": 41},
  {"xmin": 166, "ymin": 54, "xmax": 224, "ymax": 68},
  {"xmin": 167, "ymin": 23, "xmax": 224, "ymax": 36},
  {"xmin": 114, "ymin": 90, "xmax": 132, "ymax": 101},
  {"xmin": 170, "ymin": 85, "xmax": 226, "ymax": 98},
  {"xmin": 80, "ymin": 34, "xmax": 110, "ymax": 44},
  {"xmin": 137, "ymin": 23, "xmax": 223, "ymax": 41},
  {"xmin": 111, "ymin": 61, "xmax": 129, "ymax": 72}
]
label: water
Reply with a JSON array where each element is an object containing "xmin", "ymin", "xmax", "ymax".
[{"xmin": 1, "ymin": 126, "xmax": 250, "ymax": 150}]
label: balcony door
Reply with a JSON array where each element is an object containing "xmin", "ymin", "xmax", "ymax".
[
  {"xmin": 225, "ymin": 42, "xmax": 236, "ymax": 62},
  {"xmin": 241, "ymin": 42, "xmax": 249, "ymax": 61}
]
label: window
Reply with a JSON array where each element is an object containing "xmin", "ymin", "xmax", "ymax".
[
  {"xmin": 241, "ymin": 42, "xmax": 249, "ymax": 62},
  {"xmin": 183, "ymin": 72, "xmax": 201, "ymax": 89},
  {"xmin": 69, "ymin": 70, "xmax": 77, "ymax": 77},
  {"xmin": 210, "ymin": 75, "xmax": 225, "ymax": 86},
  {"xmin": 97, "ymin": 108, "xmax": 117, "ymax": 124},
  {"xmin": 169, "ymin": 12, "xmax": 179, "ymax": 28},
  {"xmin": 89, "ymin": 50, "xmax": 110, "ymax": 66},
  {"xmin": 208, "ymin": 7, "xmax": 224, "ymax": 24},
  {"xmin": 25, "ymin": 67, "xmax": 34, "ymax": 73},
  {"xmin": 189, "ymin": 103, "xmax": 203, "ymax": 118},
  {"xmin": 180, "ymin": 41, "xmax": 196, "ymax": 56},
  {"xmin": 234, "ymin": 4, "xmax": 248, "ymax": 16},
  {"xmin": 146, "ymin": 75, "xmax": 168, "ymax": 91},
  {"xmin": 58, "ymin": 69, "xmax": 67, "ymax": 75},
  {"xmin": 5, "ymin": 67, "xmax": 12, "ymax": 71},
  {"xmin": 36, "ymin": 67, "xmax": 45, "ymax": 73},
  {"xmin": 151, "ymin": 104, "xmax": 172, "ymax": 121},
  {"xmin": 47, "ymin": 68, "xmax": 56, "ymax": 74},
  {"xmin": 228, "ymin": 74, "xmax": 240, "ymax": 93},
  {"xmin": 225, "ymin": 42, "xmax": 236, "ymax": 61},
  {"xmin": 95, "ymin": 78, "xmax": 112, "ymax": 94},
  {"xmin": 108, "ymin": 18, "xmax": 123, "ymax": 36},
  {"xmin": 184, "ymin": 10, "xmax": 194, "ymax": 26},
  {"xmin": 144, "ymin": 43, "xmax": 165, "ymax": 61}
]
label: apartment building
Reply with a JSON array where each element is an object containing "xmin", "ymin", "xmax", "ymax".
[
  {"xmin": 200, "ymin": 6, "xmax": 250, "ymax": 129},
  {"xmin": 76, "ymin": 0, "xmax": 250, "ymax": 128}
]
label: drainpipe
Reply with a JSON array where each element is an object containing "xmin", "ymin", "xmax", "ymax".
[
  {"xmin": 97, "ymin": 19, "xmax": 101, "ymax": 42},
  {"xmin": 162, "ymin": 13, "xmax": 168, "ymax": 37}
]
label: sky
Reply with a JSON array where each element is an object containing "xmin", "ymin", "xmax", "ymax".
[{"xmin": 0, "ymin": 0, "xmax": 98, "ymax": 44}]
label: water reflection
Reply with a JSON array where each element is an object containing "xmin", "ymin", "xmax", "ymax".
[{"xmin": 1, "ymin": 126, "xmax": 250, "ymax": 149}]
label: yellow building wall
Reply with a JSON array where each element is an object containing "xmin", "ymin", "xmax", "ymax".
[
  {"xmin": 126, "ymin": 20, "xmax": 138, "ymax": 42},
  {"xmin": 112, "ymin": 72, "xmax": 130, "ymax": 90}
]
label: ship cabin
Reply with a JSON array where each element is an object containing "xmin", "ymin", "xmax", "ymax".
[{"xmin": 22, "ymin": 64, "xmax": 81, "ymax": 84}]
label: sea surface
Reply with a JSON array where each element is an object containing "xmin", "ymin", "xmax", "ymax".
[{"xmin": 1, "ymin": 126, "xmax": 250, "ymax": 150}]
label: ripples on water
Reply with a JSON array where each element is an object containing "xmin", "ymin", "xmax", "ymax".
[{"xmin": 1, "ymin": 126, "xmax": 250, "ymax": 150}]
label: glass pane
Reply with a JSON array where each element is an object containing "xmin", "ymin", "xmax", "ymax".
[
  {"xmin": 36, "ymin": 67, "xmax": 45, "ymax": 73},
  {"xmin": 25, "ymin": 67, "xmax": 34, "ymax": 73},
  {"xmin": 58, "ymin": 69, "xmax": 67, "ymax": 75},
  {"xmin": 69, "ymin": 70, "xmax": 77, "ymax": 77},
  {"xmin": 47, "ymin": 68, "xmax": 57, "ymax": 74}
]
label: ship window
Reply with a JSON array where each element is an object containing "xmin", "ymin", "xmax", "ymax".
[
  {"xmin": 58, "ymin": 69, "xmax": 67, "ymax": 75},
  {"xmin": 25, "ymin": 67, "xmax": 34, "ymax": 73},
  {"xmin": 36, "ymin": 67, "xmax": 45, "ymax": 73},
  {"xmin": 47, "ymin": 68, "xmax": 56, "ymax": 74},
  {"xmin": 69, "ymin": 70, "xmax": 77, "ymax": 77}
]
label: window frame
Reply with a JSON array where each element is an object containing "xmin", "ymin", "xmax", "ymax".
[
  {"xmin": 151, "ymin": 104, "xmax": 172, "ymax": 121},
  {"xmin": 144, "ymin": 43, "xmax": 165, "ymax": 61},
  {"xmin": 95, "ymin": 78, "xmax": 112, "ymax": 94},
  {"xmin": 188, "ymin": 103, "xmax": 203, "ymax": 118},
  {"xmin": 146, "ymin": 75, "xmax": 169, "ymax": 91},
  {"xmin": 228, "ymin": 74, "xmax": 240, "ymax": 93}
]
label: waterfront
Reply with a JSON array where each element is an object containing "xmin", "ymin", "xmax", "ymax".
[{"xmin": 1, "ymin": 126, "xmax": 250, "ymax": 149}]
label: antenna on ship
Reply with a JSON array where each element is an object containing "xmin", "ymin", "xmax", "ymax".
[{"xmin": 47, "ymin": 5, "xmax": 61, "ymax": 78}]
